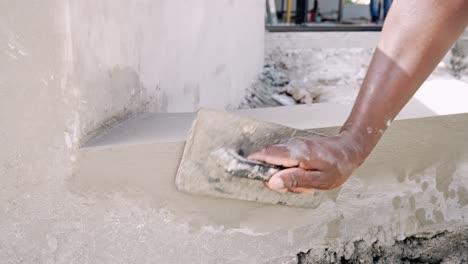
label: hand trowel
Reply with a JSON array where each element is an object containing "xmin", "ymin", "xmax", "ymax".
[{"xmin": 175, "ymin": 109, "xmax": 338, "ymax": 208}]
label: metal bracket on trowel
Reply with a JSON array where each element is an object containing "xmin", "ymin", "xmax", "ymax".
[{"xmin": 175, "ymin": 109, "xmax": 338, "ymax": 208}]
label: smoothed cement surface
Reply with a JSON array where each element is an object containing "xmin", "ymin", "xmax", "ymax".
[
  {"xmin": 72, "ymin": 111, "xmax": 468, "ymax": 263},
  {"xmin": 84, "ymin": 99, "xmax": 438, "ymax": 148}
]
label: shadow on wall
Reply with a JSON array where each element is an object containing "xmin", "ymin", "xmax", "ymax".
[{"xmin": 74, "ymin": 66, "xmax": 166, "ymax": 144}]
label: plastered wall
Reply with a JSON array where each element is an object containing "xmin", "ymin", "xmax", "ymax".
[
  {"xmin": 0, "ymin": 0, "xmax": 264, "ymax": 262},
  {"xmin": 68, "ymin": 0, "xmax": 264, "ymax": 140},
  {"xmin": 1, "ymin": 0, "xmax": 264, "ymax": 151}
]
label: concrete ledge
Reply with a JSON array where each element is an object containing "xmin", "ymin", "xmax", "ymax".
[
  {"xmin": 68, "ymin": 88, "xmax": 468, "ymax": 262},
  {"xmin": 70, "ymin": 106, "xmax": 468, "ymax": 262},
  {"xmin": 84, "ymin": 98, "xmax": 437, "ymax": 149}
]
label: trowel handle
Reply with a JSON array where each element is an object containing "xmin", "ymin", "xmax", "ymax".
[{"xmin": 212, "ymin": 148, "xmax": 282, "ymax": 181}]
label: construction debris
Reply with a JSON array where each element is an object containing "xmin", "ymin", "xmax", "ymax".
[
  {"xmin": 239, "ymin": 48, "xmax": 372, "ymax": 109},
  {"xmin": 240, "ymin": 45, "xmax": 468, "ymax": 110}
]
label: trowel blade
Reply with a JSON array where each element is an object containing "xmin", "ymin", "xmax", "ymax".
[{"xmin": 175, "ymin": 109, "xmax": 338, "ymax": 208}]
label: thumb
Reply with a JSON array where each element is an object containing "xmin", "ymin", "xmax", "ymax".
[{"xmin": 268, "ymin": 168, "xmax": 334, "ymax": 190}]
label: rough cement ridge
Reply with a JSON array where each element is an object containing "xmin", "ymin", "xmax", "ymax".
[{"xmin": 297, "ymin": 227, "xmax": 468, "ymax": 264}]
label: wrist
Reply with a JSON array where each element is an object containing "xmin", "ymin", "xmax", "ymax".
[{"xmin": 338, "ymin": 125, "xmax": 377, "ymax": 164}]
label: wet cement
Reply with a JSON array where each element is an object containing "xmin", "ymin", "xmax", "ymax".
[{"xmin": 72, "ymin": 110, "xmax": 468, "ymax": 262}]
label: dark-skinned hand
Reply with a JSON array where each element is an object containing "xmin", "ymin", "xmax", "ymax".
[{"xmin": 248, "ymin": 132, "xmax": 365, "ymax": 193}]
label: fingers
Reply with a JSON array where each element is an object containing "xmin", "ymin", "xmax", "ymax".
[
  {"xmin": 267, "ymin": 168, "xmax": 336, "ymax": 192},
  {"xmin": 247, "ymin": 145, "xmax": 300, "ymax": 167},
  {"xmin": 263, "ymin": 181, "xmax": 288, "ymax": 193},
  {"xmin": 263, "ymin": 179, "xmax": 313, "ymax": 194}
]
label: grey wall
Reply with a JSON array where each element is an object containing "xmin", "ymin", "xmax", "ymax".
[
  {"xmin": 1, "ymin": 0, "xmax": 264, "ymax": 146},
  {"xmin": 67, "ymin": 0, "xmax": 265, "ymax": 140},
  {"xmin": 0, "ymin": 0, "xmax": 264, "ymax": 262}
]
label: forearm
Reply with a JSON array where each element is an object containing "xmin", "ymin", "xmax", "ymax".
[{"xmin": 341, "ymin": 0, "xmax": 468, "ymax": 160}]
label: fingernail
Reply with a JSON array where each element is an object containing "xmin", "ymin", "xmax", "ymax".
[{"xmin": 269, "ymin": 177, "xmax": 284, "ymax": 190}]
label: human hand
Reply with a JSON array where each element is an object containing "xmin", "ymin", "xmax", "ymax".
[{"xmin": 248, "ymin": 133, "xmax": 365, "ymax": 193}]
